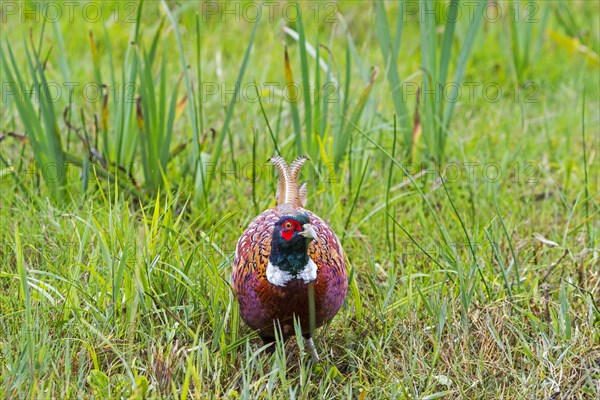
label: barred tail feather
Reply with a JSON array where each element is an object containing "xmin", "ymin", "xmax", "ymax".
[
  {"xmin": 298, "ymin": 182, "xmax": 307, "ymax": 207},
  {"xmin": 270, "ymin": 155, "xmax": 308, "ymax": 207}
]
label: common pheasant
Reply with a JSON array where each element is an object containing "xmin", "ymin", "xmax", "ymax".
[{"xmin": 232, "ymin": 155, "xmax": 348, "ymax": 361}]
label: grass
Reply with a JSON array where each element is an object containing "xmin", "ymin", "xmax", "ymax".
[{"xmin": 1, "ymin": 1, "xmax": 599, "ymax": 398}]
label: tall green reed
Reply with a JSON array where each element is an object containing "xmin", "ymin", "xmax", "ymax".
[
  {"xmin": 375, "ymin": 1, "xmax": 412, "ymax": 157},
  {"xmin": 162, "ymin": 0, "xmax": 258, "ymax": 206},
  {"xmin": 1, "ymin": 36, "xmax": 66, "ymax": 202},
  {"xmin": 2, "ymin": 0, "xmax": 195, "ymax": 201},
  {"xmin": 507, "ymin": 0, "xmax": 550, "ymax": 83},
  {"xmin": 135, "ymin": 21, "xmax": 181, "ymax": 192},
  {"xmin": 283, "ymin": 2, "xmax": 377, "ymax": 167},
  {"xmin": 419, "ymin": 0, "xmax": 485, "ymax": 162},
  {"xmin": 89, "ymin": 6, "xmax": 142, "ymax": 168},
  {"xmin": 374, "ymin": 0, "xmax": 486, "ymax": 161}
]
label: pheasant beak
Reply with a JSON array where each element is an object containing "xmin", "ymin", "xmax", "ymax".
[{"xmin": 299, "ymin": 223, "xmax": 317, "ymax": 241}]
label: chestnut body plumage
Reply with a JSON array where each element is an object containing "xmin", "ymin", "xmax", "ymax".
[{"xmin": 231, "ymin": 156, "xmax": 347, "ymax": 359}]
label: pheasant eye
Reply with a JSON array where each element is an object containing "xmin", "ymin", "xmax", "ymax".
[{"xmin": 283, "ymin": 221, "xmax": 294, "ymax": 230}]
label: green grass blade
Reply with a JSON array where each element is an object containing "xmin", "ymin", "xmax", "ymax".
[
  {"xmin": 285, "ymin": 46, "xmax": 303, "ymax": 155},
  {"xmin": 484, "ymin": 227, "xmax": 513, "ymax": 299},
  {"xmin": 492, "ymin": 192, "xmax": 522, "ymax": 292},
  {"xmin": 375, "ymin": 1, "xmax": 411, "ymax": 154},
  {"xmin": 15, "ymin": 226, "xmax": 35, "ymax": 383},
  {"xmin": 195, "ymin": 15, "xmax": 205, "ymax": 144},
  {"xmin": 581, "ymin": 89, "xmax": 592, "ymax": 248},
  {"xmin": 161, "ymin": 0, "xmax": 201, "ymax": 197},
  {"xmin": 51, "ymin": 22, "xmax": 70, "ymax": 82},
  {"xmin": 294, "ymin": 2, "xmax": 313, "ymax": 156},
  {"xmin": 208, "ymin": 14, "xmax": 260, "ymax": 192},
  {"xmin": 313, "ymin": 40, "xmax": 321, "ymax": 139},
  {"xmin": 441, "ymin": 0, "xmax": 485, "ymax": 152},
  {"xmin": 419, "ymin": 0, "xmax": 439, "ymax": 158},
  {"xmin": 438, "ymin": 0, "xmax": 459, "ymax": 87},
  {"xmin": 255, "ymin": 83, "xmax": 280, "ymax": 155},
  {"xmin": 342, "ymin": 156, "xmax": 369, "ymax": 244},
  {"xmin": 335, "ymin": 44, "xmax": 352, "ymax": 161},
  {"xmin": 335, "ymin": 67, "xmax": 377, "ymax": 167},
  {"xmin": 352, "ymin": 119, "xmax": 452, "ymax": 246}
]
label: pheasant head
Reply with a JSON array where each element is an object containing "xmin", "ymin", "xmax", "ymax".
[{"xmin": 268, "ymin": 213, "xmax": 318, "ymax": 284}]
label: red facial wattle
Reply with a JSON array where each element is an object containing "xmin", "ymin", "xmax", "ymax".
[
  {"xmin": 281, "ymin": 229, "xmax": 294, "ymax": 241},
  {"xmin": 281, "ymin": 219, "xmax": 301, "ymax": 241}
]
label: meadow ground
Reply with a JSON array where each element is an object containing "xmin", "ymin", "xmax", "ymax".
[{"xmin": 0, "ymin": 1, "xmax": 599, "ymax": 399}]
